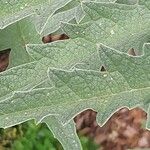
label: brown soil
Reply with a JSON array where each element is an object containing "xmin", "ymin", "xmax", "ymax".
[{"xmin": 74, "ymin": 108, "xmax": 150, "ymax": 150}]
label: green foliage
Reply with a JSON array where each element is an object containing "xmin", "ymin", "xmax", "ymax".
[
  {"xmin": 11, "ymin": 121, "xmax": 64, "ymax": 150},
  {"xmin": 0, "ymin": 0, "xmax": 150, "ymax": 149},
  {"xmin": 80, "ymin": 136, "xmax": 100, "ymax": 150},
  {"xmin": 0, "ymin": 121, "xmax": 99, "ymax": 150},
  {"xmin": 0, "ymin": 18, "xmax": 42, "ymax": 67}
]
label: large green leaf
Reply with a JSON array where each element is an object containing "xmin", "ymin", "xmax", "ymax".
[
  {"xmin": 0, "ymin": 1, "xmax": 150, "ymax": 149},
  {"xmin": 41, "ymin": 0, "xmax": 117, "ymax": 35},
  {"xmin": 43, "ymin": 117, "xmax": 82, "ymax": 150},
  {"xmin": 62, "ymin": 2, "xmax": 150, "ymax": 53},
  {"xmin": 32, "ymin": 0, "xmax": 73, "ymax": 34},
  {"xmin": 0, "ymin": 0, "xmax": 119, "ymax": 32},
  {"xmin": 0, "ymin": 44, "xmax": 150, "ymax": 149},
  {"xmin": 0, "ymin": 0, "xmax": 75, "ymax": 31},
  {"xmin": 0, "ymin": 0, "xmax": 119, "ymax": 68},
  {"xmin": 116, "ymin": 0, "xmax": 138, "ymax": 5},
  {"xmin": 147, "ymin": 104, "xmax": 150, "ymax": 128},
  {"xmin": 139, "ymin": 0, "xmax": 150, "ymax": 9},
  {"xmin": 0, "ymin": 0, "xmax": 50, "ymax": 29},
  {"xmin": 27, "ymin": 1, "xmax": 150, "ymax": 70},
  {"xmin": 0, "ymin": 18, "xmax": 42, "ymax": 67},
  {"xmin": 0, "ymin": 38, "xmax": 98, "ymax": 102}
]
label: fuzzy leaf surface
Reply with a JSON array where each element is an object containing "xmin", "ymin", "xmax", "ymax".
[
  {"xmin": 0, "ymin": 44, "xmax": 150, "ymax": 149},
  {"xmin": 39, "ymin": 0, "xmax": 117, "ymax": 35},
  {"xmin": 0, "ymin": 1, "xmax": 150, "ymax": 150},
  {"xmin": 43, "ymin": 117, "xmax": 82, "ymax": 150},
  {"xmin": 62, "ymin": 2, "xmax": 150, "ymax": 53},
  {"xmin": 0, "ymin": 18, "xmax": 42, "ymax": 67},
  {"xmin": 0, "ymin": 0, "xmax": 50, "ymax": 29}
]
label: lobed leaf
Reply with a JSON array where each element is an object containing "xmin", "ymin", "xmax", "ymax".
[
  {"xmin": 43, "ymin": 116, "xmax": 82, "ymax": 150},
  {"xmin": 0, "ymin": 1, "xmax": 150, "ymax": 149},
  {"xmin": 62, "ymin": 2, "xmax": 150, "ymax": 53},
  {"xmin": 0, "ymin": 0, "xmax": 50, "ymax": 29},
  {"xmin": 41, "ymin": 0, "xmax": 117, "ymax": 35},
  {"xmin": 0, "ymin": 18, "xmax": 42, "ymax": 67},
  {"xmin": 0, "ymin": 44, "xmax": 150, "ymax": 149}
]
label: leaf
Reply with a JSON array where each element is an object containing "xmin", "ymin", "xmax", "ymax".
[
  {"xmin": 29, "ymin": 1, "xmax": 150, "ymax": 70},
  {"xmin": 0, "ymin": 0, "xmax": 117, "ymax": 31},
  {"xmin": 0, "ymin": 44, "xmax": 150, "ymax": 149},
  {"xmin": 32, "ymin": 0, "xmax": 73, "ymax": 34},
  {"xmin": 96, "ymin": 43, "xmax": 150, "ymax": 123},
  {"xmin": 62, "ymin": 2, "xmax": 150, "ymax": 53},
  {"xmin": 0, "ymin": 43, "xmax": 149, "ymax": 132},
  {"xmin": 40, "ymin": 0, "xmax": 117, "ymax": 35},
  {"xmin": 26, "ymin": 38, "xmax": 100, "ymax": 89},
  {"xmin": 0, "ymin": 1, "xmax": 150, "ymax": 149},
  {"xmin": 139, "ymin": 0, "xmax": 150, "ymax": 10},
  {"xmin": 0, "ymin": 0, "xmax": 50, "ymax": 29},
  {"xmin": 147, "ymin": 104, "xmax": 150, "ymax": 128},
  {"xmin": 43, "ymin": 116, "xmax": 82, "ymax": 150},
  {"xmin": 27, "ymin": 39, "xmax": 96, "ymax": 68},
  {"xmin": 0, "ymin": 0, "xmax": 74, "ymax": 31},
  {"xmin": 41, "ymin": 7, "xmax": 77, "ymax": 36},
  {"xmin": 0, "ymin": 69, "xmax": 140, "ymax": 126},
  {"xmin": 0, "ymin": 18, "xmax": 42, "ymax": 67},
  {"xmin": 38, "ymin": 0, "xmax": 86, "ymax": 35},
  {"xmin": 0, "ymin": 38, "xmax": 98, "ymax": 102},
  {"xmin": 116, "ymin": 0, "xmax": 138, "ymax": 5}
]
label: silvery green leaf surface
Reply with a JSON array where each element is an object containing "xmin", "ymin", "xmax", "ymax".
[
  {"xmin": 40, "ymin": 0, "xmax": 117, "ymax": 35},
  {"xmin": 0, "ymin": 1, "xmax": 150, "ymax": 149},
  {"xmin": 32, "ymin": 0, "xmax": 73, "ymax": 34},
  {"xmin": 43, "ymin": 117, "xmax": 82, "ymax": 150},
  {"xmin": 62, "ymin": 2, "xmax": 150, "ymax": 53},
  {"xmin": 0, "ymin": 44, "xmax": 150, "ymax": 149},
  {"xmin": 147, "ymin": 105, "xmax": 150, "ymax": 128},
  {"xmin": 116, "ymin": 0, "xmax": 138, "ymax": 5},
  {"xmin": 0, "ymin": 0, "xmax": 118, "ymax": 68},
  {"xmin": 0, "ymin": 0, "xmax": 50, "ymax": 29},
  {"xmin": 28, "ymin": 2, "xmax": 150, "ymax": 71},
  {"xmin": 0, "ymin": 0, "xmax": 74, "ymax": 31},
  {"xmin": 139, "ymin": 0, "xmax": 150, "ymax": 9},
  {"xmin": 41, "ymin": 7, "xmax": 77, "ymax": 36},
  {"xmin": 0, "ymin": 18, "xmax": 42, "ymax": 67},
  {"xmin": 0, "ymin": 0, "xmax": 116, "ymax": 31}
]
